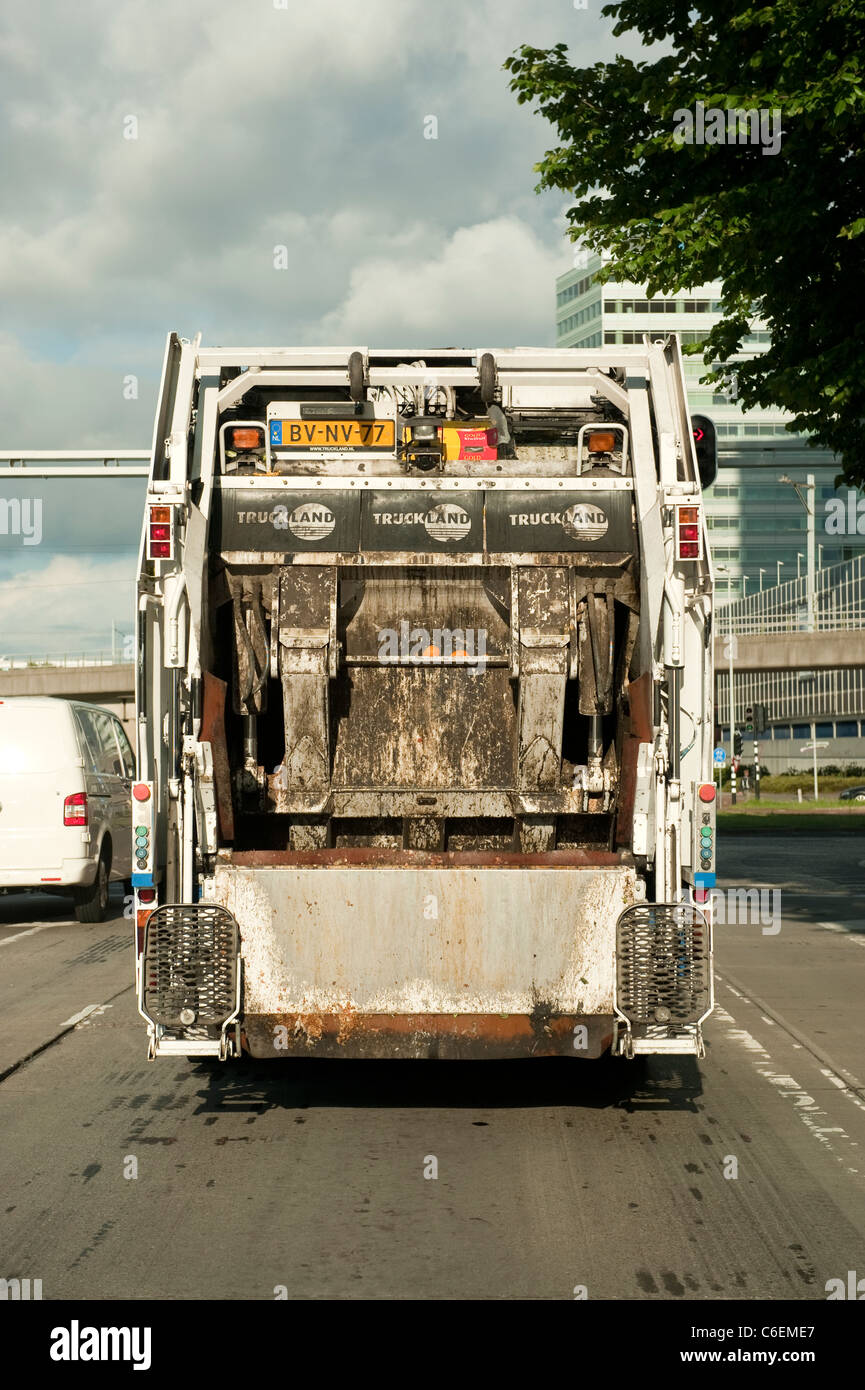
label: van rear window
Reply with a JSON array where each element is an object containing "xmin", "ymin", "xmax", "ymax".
[{"xmin": 0, "ymin": 704, "xmax": 76, "ymax": 774}]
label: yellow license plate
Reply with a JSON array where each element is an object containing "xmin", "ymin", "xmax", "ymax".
[{"xmin": 274, "ymin": 419, "xmax": 395, "ymax": 450}]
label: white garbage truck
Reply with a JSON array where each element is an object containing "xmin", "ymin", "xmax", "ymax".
[{"xmin": 133, "ymin": 336, "xmax": 717, "ymax": 1062}]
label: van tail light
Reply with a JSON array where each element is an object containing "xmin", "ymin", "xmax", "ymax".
[{"xmin": 63, "ymin": 792, "xmax": 88, "ymax": 826}]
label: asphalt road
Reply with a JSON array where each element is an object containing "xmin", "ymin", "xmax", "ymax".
[{"xmin": 2, "ymin": 835, "xmax": 864, "ymax": 1301}]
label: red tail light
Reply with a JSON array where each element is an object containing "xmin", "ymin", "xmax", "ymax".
[
  {"xmin": 675, "ymin": 503, "xmax": 703, "ymax": 561},
  {"xmin": 147, "ymin": 504, "xmax": 175, "ymax": 561},
  {"xmin": 64, "ymin": 792, "xmax": 88, "ymax": 826}
]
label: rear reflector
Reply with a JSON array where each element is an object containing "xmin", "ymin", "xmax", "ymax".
[{"xmin": 63, "ymin": 792, "xmax": 88, "ymax": 826}]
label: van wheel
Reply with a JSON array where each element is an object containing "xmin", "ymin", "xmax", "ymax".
[{"xmin": 73, "ymin": 850, "xmax": 110, "ymax": 923}]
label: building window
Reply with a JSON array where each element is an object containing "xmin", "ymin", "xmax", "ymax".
[
  {"xmin": 792, "ymin": 723, "xmax": 811, "ymax": 740},
  {"xmin": 569, "ymin": 330, "xmax": 602, "ymax": 348},
  {"xmin": 556, "ymin": 272, "xmax": 599, "ymax": 306},
  {"xmin": 557, "ymin": 297, "xmax": 602, "ymax": 336},
  {"xmin": 611, "ymin": 297, "xmax": 720, "ymax": 315},
  {"xmin": 773, "ymin": 726, "xmax": 791, "ymax": 739},
  {"xmin": 816, "ymin": 723, "xmax": 834, "ymax": 739},
  {"xmin": 837, "ymin": 721, "xmax": 858, "ymax": 737}
]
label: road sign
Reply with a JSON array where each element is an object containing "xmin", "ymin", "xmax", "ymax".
[
  {"xmin": 713, "ymin": 747, "xmax": 726, "ymax": 765},
  {"xmin": 800, "ymin": 742, "xmax": 829, "ymax": 752}
]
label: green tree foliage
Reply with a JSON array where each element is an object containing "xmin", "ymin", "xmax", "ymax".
[{"xmin": 506, "ymin": 2, "xmax": 865, "ymax": 485}]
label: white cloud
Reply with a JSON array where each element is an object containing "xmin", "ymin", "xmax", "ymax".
[
  {"xmin": 318, "ymin": 216, "xmax": 562, "ymax": 344},
  {"xmin": 0, "ymin": 555, "xmax": 136, "ymax": 656}
]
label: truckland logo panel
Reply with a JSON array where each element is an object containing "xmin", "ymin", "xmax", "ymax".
[
  {"xmin": 215, "ymin": 488, "xmax": 633, "ymax": 554},
  {"xmin": 485, "ymin": 490, "xmax": 634, "ymax": 552},
  {"xmin": 360, "ymin": 492, "xmax": 482, "ymax": 551},
  {"xmin": 215, "ymin": 490, "xmax": 361, "ymax": 551}
]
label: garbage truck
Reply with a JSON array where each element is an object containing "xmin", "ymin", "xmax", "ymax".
[{"xmin": 133, "ymin": 336, "xmax": 717, "ymax": 1062}]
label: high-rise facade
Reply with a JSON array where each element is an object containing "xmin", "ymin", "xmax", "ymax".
[{"xmin": 555, "ymin": 254, "xmax": 865, "ymax": 601}]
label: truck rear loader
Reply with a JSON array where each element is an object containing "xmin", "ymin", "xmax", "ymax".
[{"xmin": 133, "ymin": 338, "xmax": 717, "ymax": 1062}]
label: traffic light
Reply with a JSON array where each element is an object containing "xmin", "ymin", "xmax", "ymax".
[
  {"xmin": 691, "ymin": 414, "xmax": 717, "ymax": 491},
  {"xmin": 753, "ymin": 702, "xmax": 768, "ymax": 734},
  {"xmin": 744, "ymin": 705, "xmax": 755, "ymax": 735},
  {"xmin": 733, "ymin": 731, "xmax": 743, "ymax": 757}
]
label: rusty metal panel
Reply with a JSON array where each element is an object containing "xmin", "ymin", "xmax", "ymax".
[
  {"xmin": 331, "ymin": 666, "xmax": 517, "ymax": 788},
  {"xmin": 213, "ymin": 862, "xmax": 635, "ymax": 1024},
  {"xmin": 516, "ymin": 569, "xmax": 570, "ymax": 790},
  {"xmin": 278, "ymin": 567, "xmax": 336, "ymax": 799},
  {"xmin": 340, "ymin": 569, "xmax": 511, "ymax": 661},
  {"xmin": 200, "ymin": 672, "xmax": 234, "ymax": 840},
  {"xmin": 242, "ymin": 1011, "xmax": 614, "ymax": 1059}
]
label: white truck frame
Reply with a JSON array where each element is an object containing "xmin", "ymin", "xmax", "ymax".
[{"xmin": 134, "ymin": 336, "xmax": 715, "ymax": 1062}]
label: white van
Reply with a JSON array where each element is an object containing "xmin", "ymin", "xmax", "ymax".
[{"xmin": 0, "ymin": 697, "xmax": 134, "ymax": 922}]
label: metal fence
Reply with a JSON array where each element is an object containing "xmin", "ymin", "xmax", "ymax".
[
  {"xmin": 0, "ymin": 650, "xmax": 131, "ymax": 670},
  {"xmin": 718, "ymin": 555, "xmax": 865, "ymax": 635},
  {"xmin": 716, "ymin": 665, "xmax": 865, "ymax": 724}
]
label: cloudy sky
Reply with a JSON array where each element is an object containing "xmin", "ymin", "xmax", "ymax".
[{"xmin": 0, "ymin": 0, "xmax": 647, "ymax": 655}]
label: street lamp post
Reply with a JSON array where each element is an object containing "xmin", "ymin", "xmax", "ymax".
[
  {"xmin": 716, "ymin": 564, "xmax": 737, "ymax": 807},
  {"xmin": 779, "ymin": 474, "xmax": 816, "ymax": 631}
]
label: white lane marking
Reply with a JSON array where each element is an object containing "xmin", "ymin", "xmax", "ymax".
[
  {"xmin": 715, "ymin": 994, "xmax": 865, "ymax": 1178},
  {"xmin": 823, "ymin": 1071, "xmax": 849, "ymax": 1090},
  {"xmin": 818, "ymin": 921, "xmax": 865, "ymax": 947},
  {"xmin": 60, "ymin": 1004, "xmax": 110, "ymax": 1028},
  {"xmin": 719, "ymin": 970, "xmax": 865, "ymax": 1095},
  {"xmin": 0, "ymin": 922, "xmax": 65, "ymax": 948}
]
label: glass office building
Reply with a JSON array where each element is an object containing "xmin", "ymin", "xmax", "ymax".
[{"xmin": 555, "ymin": 254, "xmax": 865, "ymax": 601}]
